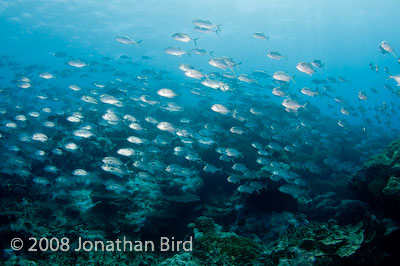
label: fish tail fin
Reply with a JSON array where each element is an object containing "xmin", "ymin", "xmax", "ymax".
[
  {"xmin": 136, "ymin": 40, "xmax": 142, "ymax": 48},
  {"xmin": 187, "ymin": 50, "xmax": 192, "ymax": 57},
  {"xmin": 266, "ymin": 36, "xmax": 270, "ymax": 42},
  {"xmin": 193, "ymin": 38, "xmax": 199, "ymax": 46},
  {"xmin": 218, "ymin": 167, "xmax": 223, "ymax": 173},
  {"xmin": 209, "ymin": 51, "xmax": 214, "ymax": 57},
  {"xmin": 123, "ymin": 160, "xmax": 132, "ymax": 169},
  {"xmin": 292, "ymin": 75, "xmax": 296, "ymax": 84},
  {"xmin": 215, "ymin": 25, "xmax": 222, "ymax": 36}
]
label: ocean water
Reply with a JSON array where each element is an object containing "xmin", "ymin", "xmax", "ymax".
[{"xmin": 1, "ymin": 1, "xmax": 400, "ymax": 265}]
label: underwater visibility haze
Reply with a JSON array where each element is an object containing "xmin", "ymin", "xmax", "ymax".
[{"xmin": 1, "ymin": 0, "xmax": 400, "ymax": 265}]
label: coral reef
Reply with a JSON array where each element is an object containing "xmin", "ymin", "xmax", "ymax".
[
  {"xmin": 191, "ymin": 216, "xmax": 264, "ymax": 266},
  {"xmin": 3, "ymin": 138, "xmax": 400, "ymax": 265},
  {"xmin": 270, "ymin": 221, "xmax": 366, "ymax": 263},
  {"xmin": 350, "ymin": 138, "xmax": 400, "ymax": 219}
]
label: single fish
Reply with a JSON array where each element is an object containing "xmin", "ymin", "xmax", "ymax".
[
  {"xmin": 388, "ymin": 74, "xmax": 400, "ymax": 86},
  {"xmin": 67, "ymin": 59, "xmax": 86, "ymax": 68},
  {"xmin": 164, "ymin": 47, "xmax": 187, "ymax": 56},
  {"xmin": 116, "ymin": 35, "xmax": 142, "ymax": 47},
  {"xmin": 39, "ymin": 72, "xmax": 55, "ymax": 79},
  {"xmin": 296, "ymin": 62, "xmax": 315, "ymax": 75},
  {"xmin": 185, "ymin": 69, "xmax": 204, "ymax": 79},
  {"xmin": 253, "ymin": 32, "xmax": 269, "ymax": 41},
  {"xmin": 311, "ymin": 59, "xmax": 324, "ymax": 69},
  {"xmin": 272, "ymin": 71, "xmax": 295, "ymax": 83},
  {"xmin": 157, "ymin": 88, "xmax": 177, "ymax": 98},
  {"xmin": 203, "ymin": 164, "xmax": 222, "ymax": 173},
  {"xmin": 282, "ymin": 98, "xmax": 306, "ymax": 111},
  {"xmin": 379, "ymin": 41, "xmax": 396, "ymax": 58},
  {"xmin": 172, "ymin": 33, "xmax": 198, "ymax": 45},
  {"xmin": 267, "ymin": 52, "xmax": 286, "ymax": 60},
  {"xmin": 192, "ymin": 19, "xmax": 219, "ymax": 31},
  {"xmin": 157, "ymin": 122, "xmax": 176, "ymax": 132},
  {"xmin": 301, "ymin": 87, "xmax": 319, "ymax": 97},
  {"xmin": 211, "ymin": 104, "xmax": 230, "ymax": 114}
]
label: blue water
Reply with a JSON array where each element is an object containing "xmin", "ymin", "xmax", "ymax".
[
  {"xmin": 1, "ymin": 1, "xmax": 400, "ymax": 264},
  {"xmin": 1, "ymin": 0, "xmax": 399, "ymax": 127}
]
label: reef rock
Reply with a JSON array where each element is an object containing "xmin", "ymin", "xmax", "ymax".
[
  {"xmin": 350, "ymin": 138, "xmax": 400, "ymax": 220},
  {"xmin": 190, "ymin": 217, "xmax": 264, "ymax": 266}
]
